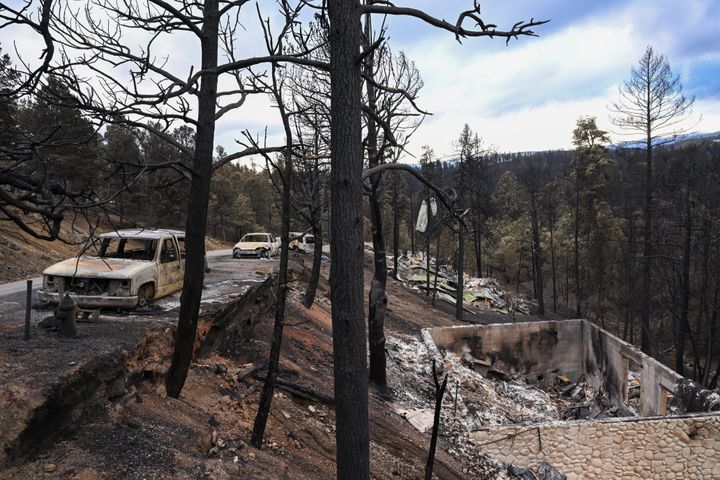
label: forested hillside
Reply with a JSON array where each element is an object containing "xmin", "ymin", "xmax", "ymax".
[{"xmin": 391, "ymin": 124, "xmax": 720, "ymax": 388}]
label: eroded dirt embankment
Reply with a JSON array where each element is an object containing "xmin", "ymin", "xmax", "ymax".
[
  {"xmin": 2, "ymin": 255, "xmax": 492, "ymax": 480},
  {"xmin": 0, "ymin": 275, "xmax": 277, "ymax": 473}
]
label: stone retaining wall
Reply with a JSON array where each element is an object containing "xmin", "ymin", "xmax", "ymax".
[{"xmin": 470, "ymin": 413, "xmax": 720, "ymax": 479}]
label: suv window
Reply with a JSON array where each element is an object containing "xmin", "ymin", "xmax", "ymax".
[
  {"xmin": 101, "ymin": 238, "xmax": 157, "ymax": 261},
  {"xmin": 176, "ymin": 236, "xmax": 186, "ymax": 259},
  {"xmin": 160, "ymin": 238, "xmax": 179, "ymax": 263}
]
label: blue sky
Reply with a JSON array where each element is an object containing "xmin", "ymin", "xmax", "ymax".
[
  {"xmin": 3, "ymin": 0, "xmax": 720, "ymax": 160},
  {"xmin": 379, "ymin": 0, "xmax": 720, "ymax": 158}
]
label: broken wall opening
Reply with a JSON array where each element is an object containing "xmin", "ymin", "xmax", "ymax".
[{"xmin": 426, "ymin": 319, "xmax": 697, "ymax": 418}]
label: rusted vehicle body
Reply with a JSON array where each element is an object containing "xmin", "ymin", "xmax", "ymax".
[
  {"xmin": 289, "ymin": 231, "xmax": 315, "ymax": 253},
  {"xmin": 37, "ymin": 229, "xmax": 190, "ymax": 308},
  {"xmin": 232, "ymin": 233, "xmax": 279, "ymax": 259}
]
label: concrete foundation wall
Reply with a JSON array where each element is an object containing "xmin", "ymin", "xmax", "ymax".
[
  {"xmin": 582, "ymin": 321, "xmax": 682, "ymax": 416},
  {"xmin": 470, "ymin": 413, "xmax": 720, "ymax": 479},
  {"xmin": 427, "ymin": 320, "xmax": 585, "ymax": 380},
  {"xmin": 428, "ymin": 319, "xmax": 685, "ymax": 416}
]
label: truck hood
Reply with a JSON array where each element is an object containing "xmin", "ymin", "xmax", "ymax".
[{"xmin": 43, "ymin": 257, "xmax": 154, "ymax": 280}]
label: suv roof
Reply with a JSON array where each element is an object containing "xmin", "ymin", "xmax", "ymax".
[{"xmin": 99, "ymin": 229, "xmax": 185, "ymax": 240}]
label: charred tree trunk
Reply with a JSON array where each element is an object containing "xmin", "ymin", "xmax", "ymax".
[
  {"xmin": 368, "ymin": 182, "xmax": 387, "ymax": 389},
  {"xmin": 425, "ymin": 361, "xmax": 448, "ymax": 480},
  {"xmin": 432, "ymin": 236, "xmax": 441, "ymax": 307},
  {"xmin": 251, "ymin": 61, "xmax": 295, "ymax": 447},
  {"xmin": 251, "ymin": 166, "xmax": 291, "ymax": 442},
  {"xmin": 574, "ymin": 177, "xmax": 582, "ymax": 318},
  {"xmin": 640, "ymin": 126, "xmax": 653, "ymax": 355},
  {"xmin": 165, "ymin": 0, "xmax": 219, "ymax": 398},
  {"xmin": 516, "ymin": 245, "xmax": 523, "ymax": 294},
  {"xmin": 392, "ymin": 191, "xmax": 400, "ymax": 280},
  {"xmin": 472, "ymin": 217, "xmax": 482, "ymax": 277},
  {"xmin": 698, "ymin": 217, "xmax": 711, "ymax": 382},
  {"xmin": 676, "ymin": 186, "xmax": 692, "ymax": 376},
  {"xmin": 426, "ymin": 236, "xmax": 431, "ymax": 296},
  {"xmin": 393, "ymin": 196, "xmax": 400, "ymax": 280},
  {"xmin": 531, "ymin": 244, "xmax": 537, "ymax": 299},
  {"xmin": 549, "ymin": 212, "xmax": 557, "ymax": 313},
  {"xmin": 410, "ymin": 194, "xmax": 415, "ymax": 254},
  {"xmin": 530, "ymin": 190, "xmax": 544, "ymax": 316},
  {"xmin": 364, "ymin": 12, "xmax": 387, "ymax": 392},
  {"xmin": 328, "ymin": 1, "xmax": 370, "ymax": 478},
  {"xmin": 456, "ymin": 222, "xmax": 464, "ymax": 321},
  {"xmin": 302, "ymin": 202, "xmax": 324, "ymax": 308},
  {"xmin": 303, "ymin": 157, "xmax": 324, "ymax": 308}
]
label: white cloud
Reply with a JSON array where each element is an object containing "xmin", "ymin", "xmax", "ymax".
[
  {"xmin": 3, "ymin": 0, "xmax": 718, "ymax": 161},
  {"xmin": 392, "ymin": 0, "xmax": 720, "ymax": 158}
]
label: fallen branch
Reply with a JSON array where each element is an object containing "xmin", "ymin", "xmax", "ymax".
[{"xmin": 252, "ymin": 372, "xmax": 334, "ymax": 405}]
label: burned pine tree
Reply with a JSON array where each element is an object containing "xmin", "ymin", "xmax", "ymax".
[
  {"xmin": 362, "ymin": 15, "xmax": 425, "ymax": 392},
  {"xmin": 328, "ymin": 3, "xmax": 545, "ymax": 475},
  {"xmin": 610, "ymin": 46, "xmax": 695, "ymax": 356}
]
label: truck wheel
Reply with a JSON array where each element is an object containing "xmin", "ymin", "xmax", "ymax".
[
  {"xmin": 137, "ymin": 284, "xmax": 155, "ymax": 308},
  {"xmin": 259, "ymin": 249, "xmax": 269, "ymax": 259},
  {"xmin": 233, "ymin": 248, "xmax": 240, "ymax": 259}
]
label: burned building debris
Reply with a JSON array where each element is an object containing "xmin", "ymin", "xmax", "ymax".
[
  {"xmin": 387, "ymin": 320, "xmax": 720, "ymax": 479},
  {"xmin": 391, "ymin": 251, "xmax": 532, "ymax": 316}
]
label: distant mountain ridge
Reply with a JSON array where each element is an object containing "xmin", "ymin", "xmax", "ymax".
[
  {"xmin": 609, "ymin": 131, "xmax": 720, "ymax": 150},
  {"xmin": 400, "ymin": 131, "xmax": 720, "ymax": 169}
]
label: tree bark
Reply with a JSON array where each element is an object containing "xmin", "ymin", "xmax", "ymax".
[
  {"xmin": 392, "ymin": 190, "xmax": 400, "ymax": 280},
  {"xmin": 473, "ymin": 217, "xmax": 482, "ymax": 277},
  {"xmin": 426, "ymin": 236, "xmax": 431, "ymax": 296},
  {"xmin": 165, "ymin": 0, "xmax": 219, "ymax": 398},
  {"xmin": 410, "ymin": 194, "xmax": 415, "ymax": 254},
  {"xmin": 364, "ymin": 11, "xmax": 387, "ymax": 392},
  {"xmin": 549, "ymin": 210, "xmax": 557, "ymax": 313},
  {"xmin": 530, "ymin": 188, "xmax": 544, "ymax": 316},
  {"xmin": 574, "ymin": 174, "xmax": 582, "ymax": 318},
  {"xmin": 432, "ymin": 236, "xmax": 441, "ymax": 307},
  {"xmin": 328, "ymin": 2, "xmax": 370, "ymax": 478},
  {"xmin": 251, "ymin": 60, "xmax": 295, "ymax": 447},
  {"xmin": 302, "ymin": 202, "xmax": 324, "ymax": 308},
  {"xmin": 676, "ymin": 185, "xmax": 692, "ymax": 375},
  {"xmin": 640, "ymin": 121, "xmax": 653, "ymax": 355},
  {"xmin": 425, "ymin": 362, "xmax": 448, "ymax": 480},
  {"xmin": 456, "ymin": 222, "xmax": 464, "ymax": 321}
]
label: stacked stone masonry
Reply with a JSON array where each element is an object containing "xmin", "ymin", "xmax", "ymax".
[{"xmin": 470, "ymin": 413, "xmax": 720, "ymax": 479}]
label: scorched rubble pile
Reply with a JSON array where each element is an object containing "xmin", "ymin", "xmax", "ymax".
[
  {"xmin": 390, "ymin": 250, "xmax": 532, "ymax": 316},
  {"xmin": 386, "ymin": 334, "xmax": 582, "ymax": 478}
]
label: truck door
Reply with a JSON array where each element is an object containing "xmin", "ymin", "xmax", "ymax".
[{"xmin": 156, "ymin": 237, "xmax": 184, "ymax": 297}]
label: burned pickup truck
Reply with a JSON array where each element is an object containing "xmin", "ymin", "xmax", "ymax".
[{"xmin": 37, "ymin": 229, "xmax": 192, "ymax": 309}]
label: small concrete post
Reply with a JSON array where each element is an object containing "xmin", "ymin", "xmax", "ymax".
[{"xmin": 24, "ymin": 279, "xmax": 32, "ymax": 340}]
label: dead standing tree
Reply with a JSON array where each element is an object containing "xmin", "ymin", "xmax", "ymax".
[
  {"xmin": 610, "ymin": 46, "xmax": 695, "ymax": 356},
  {"xmin": 327, "ymin": 3, "xmax": 545, "ymax": 477},
  {"xmin": 282, "ymin": 24, "xmax": 332, "ymax": 309},
  {"xmin": 362, "ymin": 15, "xmax": 425, "ymax": 392},
  {"xmin": 249, "ymin": 61, "xmax": 295, "ymax": 448}
]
